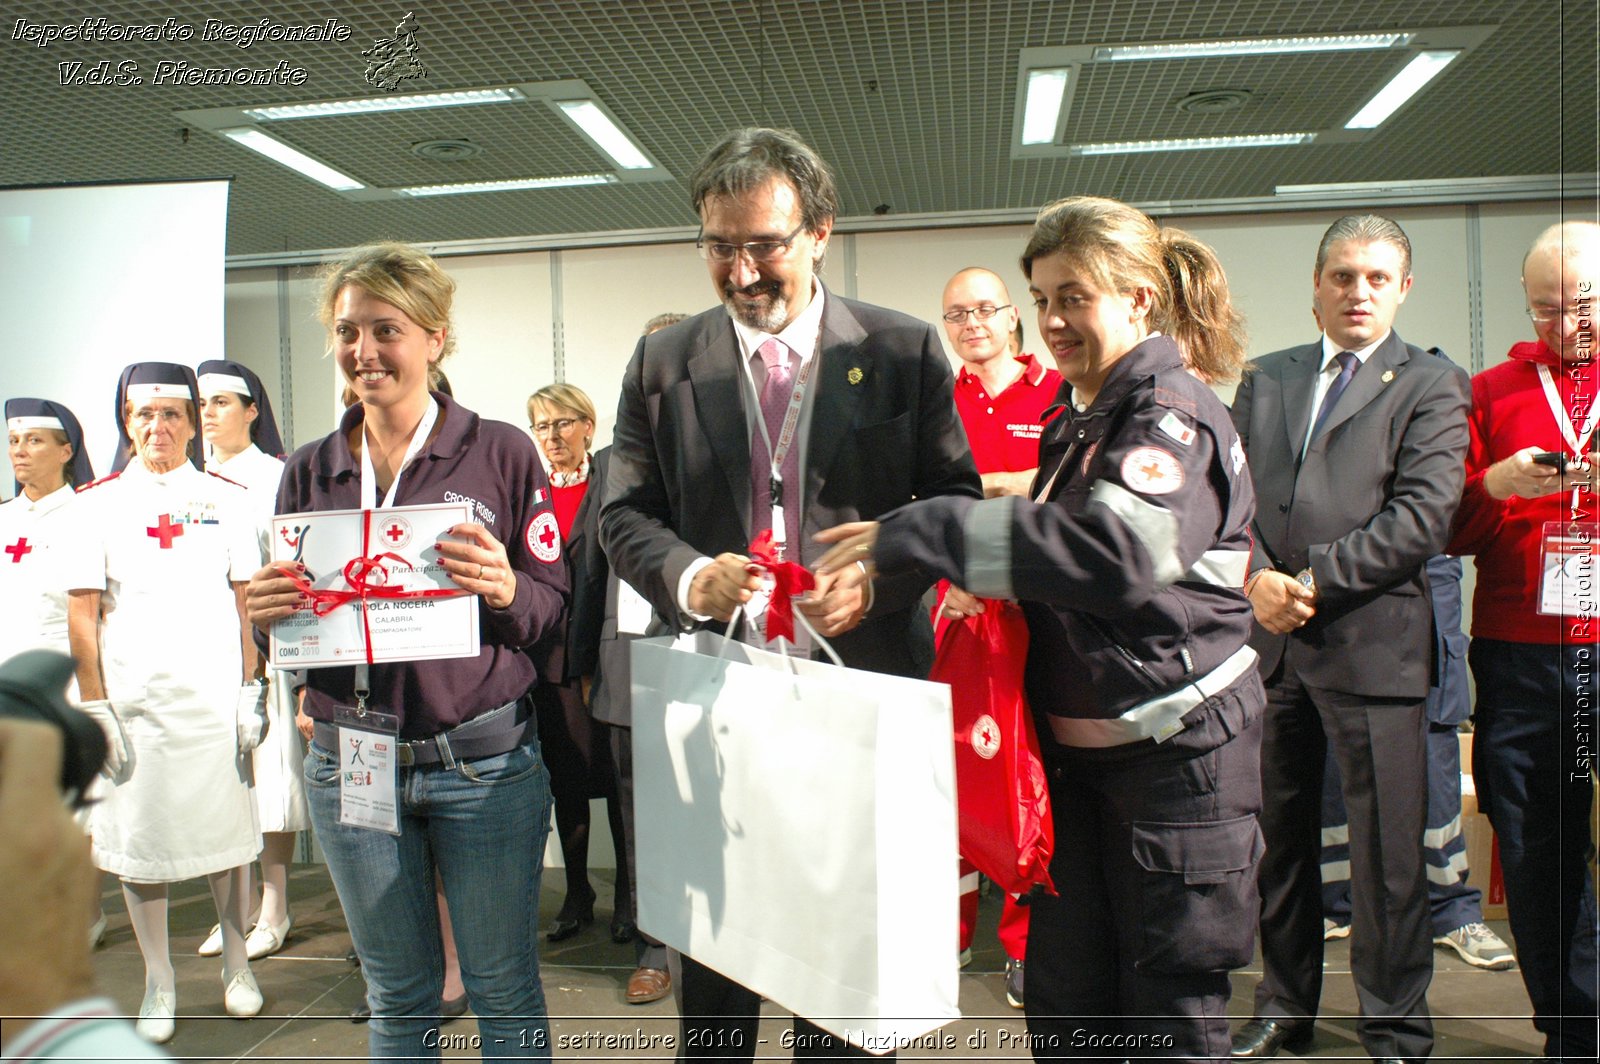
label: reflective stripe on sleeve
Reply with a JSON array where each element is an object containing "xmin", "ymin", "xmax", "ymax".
[
  {"xmin": 1088, "ymin": 480, "xmax": 1183, "ymax": 587},
  {"xmin": 1186, "ymin": 548, "xmax": 1251, "ymax": 588},
  {"xmin": 962, "ymin": 496, "xmax": 1016, "ymax": 599}
]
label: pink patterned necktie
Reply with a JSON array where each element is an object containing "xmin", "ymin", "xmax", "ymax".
[{"xmin": 751, "ymin": 338, "xmax": 801, "ymax": 547}]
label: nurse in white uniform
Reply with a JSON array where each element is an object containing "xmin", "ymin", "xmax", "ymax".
[
  {"xmin": 68, "ymin": 362, "xmax": 269, "ymax": 1044},
  {"xmin": 193, "ymin": 359, "xmax": 307, "ymax": 963},
  {"xmin": 2, "ymin": 398, "xmax": 119, "ymax": 944},
  {"xmin": 2, "ymin": 398, "xmax": 96, "ymax": 665}
]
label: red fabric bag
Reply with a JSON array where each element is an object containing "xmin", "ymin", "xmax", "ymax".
[{"xmin": 928, "ymin": 600, "xmax": 1055, "ymax": 897}]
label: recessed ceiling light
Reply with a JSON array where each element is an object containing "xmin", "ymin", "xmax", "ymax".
[
  {"xmin": 556, "ymin": 101, "xmax": 653, "ymax": 170},
  {"xmin": 220, "ymin": 128, "xmax": 364, "ymax": 190},
  {"xmin": 397, "ymin": 174, "xmax": 617, "ymax": 197},
  {"xmin": 243, "ymin": 88, "xmax": 524, "ymax": 121},
  {"xmin": 1345, "ymin": 50, "xmax": 1461, "ymax": 129},
  {"xmin": 1071, "ymin": 132, "xmax": 1316, "ymax": 156},
  {"xmin": 1021, "ymin": 68, "xmax": 1072, "ymax": 145},
  {"xmin": 1092, "ymin": 32, "xmax": 1414, "ymax": 61}
]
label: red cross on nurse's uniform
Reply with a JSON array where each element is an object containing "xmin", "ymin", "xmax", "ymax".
[
  {"xmin": 4, "ymin": 538, "xmax": 31, "ymax": 563},
  {"xmin": 537, "ymin": 521, "xmax": 558, "ymax": 554},
  {"xmin": 147, "ymin": 514, "xmax": 184, "ymax": 549}
]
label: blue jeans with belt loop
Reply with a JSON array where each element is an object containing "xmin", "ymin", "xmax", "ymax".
[{"xmin": 307, "ymin": 726, "xmax": 554, "ymax": 1062}]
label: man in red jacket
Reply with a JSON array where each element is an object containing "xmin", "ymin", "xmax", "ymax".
[{"xmin": 1447, "ymin": 219, "xmax": 1598, "ymax": 1063}]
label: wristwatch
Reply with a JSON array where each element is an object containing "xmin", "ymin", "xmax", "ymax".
[{"xmin": 1295, "ymin": 566, "xmax": 1317, "ymax": 598}]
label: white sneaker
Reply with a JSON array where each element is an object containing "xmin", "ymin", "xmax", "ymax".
[
  {"xmin": 223, "ymin": 968, "xmax": 264, "ymax": 1018},
  {"xmin": 1322, "ymin": 918, "xmax": 1351, "ymax": 941},
  {"xmin": 245, "ymin": 914, "xmax": 292, "ymax": 960},
  {"xmin": 958, "ymin": 947, "xmax": 972, "ymax": 969},
  {"xmin": 136, "ymin": 986, "xmax": 176, "ymax": 1043},
  {"xmin": 196, "ymin": 922, "xmax": 223, "ymax": 957},
  {"xmin": 88, "ymin": 912, "xmax": 108, "ymax": 949},
  {"xmin": 1434, "ymin": 921, "xmax": 1516, "ymax": 970}
]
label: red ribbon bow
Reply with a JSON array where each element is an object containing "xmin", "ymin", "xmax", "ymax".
[
  {"xmin": 280, "ymin": 510, "xmax": 467, "ymax": 665},
  {"xmin": 748, "ymin": 530, "xmax": 815, "ymax": 643}
]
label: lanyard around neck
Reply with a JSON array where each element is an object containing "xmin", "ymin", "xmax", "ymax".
[
  {"xmin": 744, "ymin": 344, "xmax": 817, "ymax": 549},
  {"xmin": 1537, "ymin": 363, "xmax": 1598, "ymax": 458},
  {"xmin": 359, "ymin": 398, "xmax": 438, "ymax": 510}
]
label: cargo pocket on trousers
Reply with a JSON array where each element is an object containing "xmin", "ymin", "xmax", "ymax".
[{"xmin": 1131, "ymin": 813, "xmax": 1264, "ymax": 973}]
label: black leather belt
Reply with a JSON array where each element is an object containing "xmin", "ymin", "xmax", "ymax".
[{"xmin": 314, "ymin": 698, "xmax": 529, "ymax": 768}]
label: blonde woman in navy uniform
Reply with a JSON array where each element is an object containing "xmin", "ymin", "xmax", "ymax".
[
  {"xmin": 191, "ymin": 359, "xmax": 307, "ymax": 965},
  {"xmin": 819, "ymin": 197, "xmax": 1262, "ymax": 1062},
  {"xmin": 244, "ymin": 243, "xmax": 568, "ymax": 1061},
  {"xmin": 68, "ymin": 362, "xmax": 268, "ymax": 1044}
]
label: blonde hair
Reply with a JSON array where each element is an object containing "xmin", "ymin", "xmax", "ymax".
[
  {"xmin": 1022, "ymin": 196, "xmax": 1248, "ymax": 384},
  {"xmin": 527, "ymin": 383, "xmax": 597, "ymax": 449},
  {"xmin": 319, "ymin": 242, "xmax": 458, "ymax": 385}
]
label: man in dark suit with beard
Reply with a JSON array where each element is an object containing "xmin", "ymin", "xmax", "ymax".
[
  {"xmin": 599, "ymin": 127, "xmax": 980, "ymax": 1061},
  {"xmin": 1228, "ymin": 215, "xmax": 1470, "ymax": 1063}
]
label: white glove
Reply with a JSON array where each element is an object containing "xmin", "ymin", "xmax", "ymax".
[
  {"xmin": 77, "ymin": 699, "xmax": 129, "ymax": 778},
  {"xmin": 237, "ymin": 683, "xmax": 269, "ymax": 753}
]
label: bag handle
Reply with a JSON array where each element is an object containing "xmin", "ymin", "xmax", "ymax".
[{"xmin": 714, "ymin": 603, "xmax": 845, "ymax": 670}]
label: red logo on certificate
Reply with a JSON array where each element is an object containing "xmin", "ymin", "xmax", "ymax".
[{"xmin": 379, "ymin": 517, "xmax": 412, "ymax": 550}]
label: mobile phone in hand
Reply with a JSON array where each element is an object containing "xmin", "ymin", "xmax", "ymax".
[{"xmin": 1532, "ymin": 451, "xmax": 1568, "ymax": 469}]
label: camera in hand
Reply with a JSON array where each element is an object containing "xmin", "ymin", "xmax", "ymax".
[
  {"xmin": 1532, "ymin": 451, "xmax": 1568, "ymax": 470},
  {"xmin": 0, "ymin": 650, "xmax": 106, "ymax": 807}
]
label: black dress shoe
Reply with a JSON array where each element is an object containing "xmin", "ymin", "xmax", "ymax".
[
  {"xmin": 441, "ymin": 993, "xmax": 468, "ymax": 1024},
  {"xmin": 546, "ymin": 896, "xmax": 596, "ymax": 942},
  {"xmin": 350, "ymin": 1000, "xmax": 371, "ymax": 1023},
  {"xmin": 1230, "ymin": 1017, "xmax": 1313, "ymax": 1058},
  {"xmin": 611, "ymin": 917, "xmax": 638, "ymax": 944}
]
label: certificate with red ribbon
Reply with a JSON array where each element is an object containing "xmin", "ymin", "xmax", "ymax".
[{"xmin": 268, "ymin": 503, "xmax": 479, "ymax": 670}]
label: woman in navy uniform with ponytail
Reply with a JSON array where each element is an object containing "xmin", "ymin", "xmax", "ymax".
[{"xmin": 819, "ymin": 196, "xmax": 1263, "ymax": 1062}]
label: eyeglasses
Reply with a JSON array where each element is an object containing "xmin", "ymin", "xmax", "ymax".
[
  {"xmin": 697, "ymin": 223, "xmax": 807, "ymax": 264},
  {"xmin": 132, "ymin": 409, "xmax": 188, "ymax": 427},
  {"xmin": 530, "ymin": 417, "xmax": 581, "ymax": 436},
  {"xmin": 941, "ymin": 303, "xmax": 1013, "ymax": 324},
  {"xmin": 1527, "ymin": 304, "xmax": 1587, "ymax": 324}
]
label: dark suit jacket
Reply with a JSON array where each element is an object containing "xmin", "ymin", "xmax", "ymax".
[
  {"xmin": 529, "ymin": 447, "xmax": 609, "ymax": 686},
  {"xmin": 599, "ymin": 289, "xmax": 982, "ymax": 678},
  {"xmin": 1231, "ymin": 329, "xmax": 1470, "ymax": 698}
]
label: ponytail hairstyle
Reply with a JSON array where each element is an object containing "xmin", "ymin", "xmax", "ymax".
[
  {"xmin": 1157, "ymin": 228, "xmax": 1248, "ymax": 384},
  {"xmin": 1022, "ymin": 196, "xmax": 1248, "ymax": 384}
]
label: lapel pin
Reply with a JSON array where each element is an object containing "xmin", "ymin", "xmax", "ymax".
[
  {"xmin": 847, "ymin": 367, "xmax": 864, "ymax": 385},
  {"xmin": 1381, "ymin": 370, "xmax": 1395, "ymax": 383}
]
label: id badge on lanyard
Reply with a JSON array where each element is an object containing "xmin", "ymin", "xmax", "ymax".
[
  {"xmin": 334, "ymin": 703, "xmax": 400, "ymax": 835},
  {"xmin": 1537, "ymin": 521, "xmax": 1598, "ymax": 617},
  {"xmin": 333, "ymin": 398, "xmax": 439, "ymax": 834}
]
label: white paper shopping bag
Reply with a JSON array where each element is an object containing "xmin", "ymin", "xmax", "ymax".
[{"xmin": 632, "ymin": 630, "xmax": 960, "ymax": 1051}]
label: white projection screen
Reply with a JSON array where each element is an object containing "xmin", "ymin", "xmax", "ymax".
[{"xmin": 0, "ymin": 180, "xmax": 229, "ymax": 487}]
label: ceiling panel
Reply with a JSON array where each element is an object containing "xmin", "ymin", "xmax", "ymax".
[{"xmin": 1, "ymin": 0, "xmax": 1591, "ymax": 257}]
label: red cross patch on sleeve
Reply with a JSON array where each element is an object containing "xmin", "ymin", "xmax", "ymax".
[
  {"xmin": 1121, "ymin": 447, "xmax": 1184, "ymax": 496},
  {"xmin": 526, "ymin": 511, "xmax": 561, "ymax": 563}
]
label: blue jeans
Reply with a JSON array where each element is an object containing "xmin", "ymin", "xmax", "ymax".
[
  {"xmin": 1469, "ymin": 638, "xmax": 1599, "ymax": 1062},
  {"xmin": 307, "ymin": 731, "xmax": 554, "ymax": 1062}
]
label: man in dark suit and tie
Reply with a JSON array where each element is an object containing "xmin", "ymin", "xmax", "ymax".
[
  {"xmin": 599, "ymin": 127, "xmax": 981, "ymax": 1060},
  {"xmin": 1228, "ymin": 215, "xmax": 1471, "ymax": 1062}
]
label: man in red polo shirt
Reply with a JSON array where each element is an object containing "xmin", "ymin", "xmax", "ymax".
[{"xmin": 938, "ymin": 266, "xmax": 1062, "ymax": 1008}]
